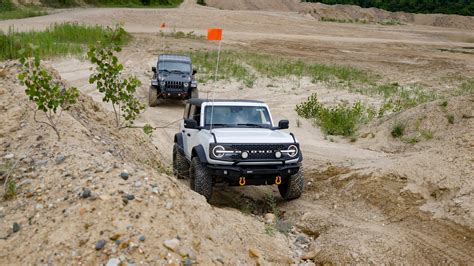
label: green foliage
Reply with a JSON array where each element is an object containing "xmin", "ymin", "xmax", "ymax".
[
  {"xmin": 84, "ymin": 0, "xmax": 182, "ymax": 7},
  {"xmin": 440, "ymin": 100, "xmax": 448, "ymax": 107},
  {"xmin": 3, "ymin": 179, "xmax": 17, "ymax": 200},
  {"xmin": 18, "ymin": 45, "xmax": 79, "ymax": 140},
  {"xmin": 447, "ymin": 114, "xmax": 454, "ymax": 124},
  {"xmin": 0, "ymin": 0, "xmax": 46, "ymax": 20},
  {"xmin": 40, "ymin": 0, "xmax": 77, "ymax": 8},
  {"xmin": 88, "ymin": 25, "xmax": 144, "ymax": 128},
  {"xmin": 197, "ymin": 0, "xmax": 206, "ymax": 5},
  {"xmin": 143, "ymin": 124, "xmax": 154, "ymax": 135},
  {"xmin": 391, "ymin": 122, "xmax": 405, "ymax": 138},
  {"xmin": 459, "ymin": 79, "xmax": 474, "ymax": 95},
  {"xmin": 0, "ymin": 22, "xmax": 127, "ymax": 60},
  {"xmin": 302, "ymin": 0, "xmax": 474, "ymax": 16},
  {"xmin": 296, "ymin": 93, "xmax": 372, "ymax": 136}
]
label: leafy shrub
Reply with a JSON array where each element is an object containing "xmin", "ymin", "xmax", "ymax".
[
  {"xmin": 88, "ymin": 25, "xmax": 144, "ymax": 128},
  {"xmin": 18, "ymin": 45, "xmax": 79, "ymax": 140},
  {"xmin": 296, "ymin": 93, "xmax": 372, "ymax": 136},
  {"xmin": 197, "ymin": 0, "xmax": 206, "ymax": 5},
  {"xmin": 391, "ymin": 122, "xmax": 405, "ymax": 138}
]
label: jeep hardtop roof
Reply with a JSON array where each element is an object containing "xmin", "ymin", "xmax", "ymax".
[
  {"xmin": 187, "ymin": 99, "xmax": 264, "ymax": 107},
  {"xmin": 159, "ymin": 54, "xmax": 191, "ymax": 62}
]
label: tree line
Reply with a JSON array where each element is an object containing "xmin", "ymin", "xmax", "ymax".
[{"xmin": 302, "ymin": 0, "xmax": 474, "ymax": 16}]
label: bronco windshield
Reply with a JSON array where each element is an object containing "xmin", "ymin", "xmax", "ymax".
[
  {"xmin": 158, "ymin": 61, "xmax": 191, "ymax": 73},
  {"xmin": 204, "ymin": 106, "xmax": 272, "ymax": 128}
]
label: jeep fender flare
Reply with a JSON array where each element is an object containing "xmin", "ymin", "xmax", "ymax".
[{"xmin": 191, "ymin": 145, "xmax": 208, "ymax": 164}]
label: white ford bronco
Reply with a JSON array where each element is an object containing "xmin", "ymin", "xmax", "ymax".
[{"xmin": 173, "ymin": 99, "xmax": 304, "ymax": 201}]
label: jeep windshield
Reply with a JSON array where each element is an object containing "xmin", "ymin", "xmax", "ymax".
[
  {"xmin": 158, "ymin": 61, "xmax": 191, "ymax": 74},
  {"xmin": 204, "ymin": 106, "xmax": 272, "ymax": 128}
]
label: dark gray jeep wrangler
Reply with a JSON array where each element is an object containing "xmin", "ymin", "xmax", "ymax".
[{"xmin": 149, "ymin": 54, "xmax": 198, "ymax": 106}]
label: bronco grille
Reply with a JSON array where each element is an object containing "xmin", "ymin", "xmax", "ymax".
[{"xmin": 229, "ymin": 144, "xmax": 286, "ymax": 160}]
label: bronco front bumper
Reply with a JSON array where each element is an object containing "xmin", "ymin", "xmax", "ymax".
[{"xmin": 208, "ymin": 163, "xmax": 301, "ymax": 186}]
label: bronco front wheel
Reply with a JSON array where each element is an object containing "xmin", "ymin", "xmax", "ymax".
[
  {"xmin": 278, "ymin": 169, "xmax": 304, "ymax": 200},
  {"xmin": 190, "ymin": 157, "xmax": 212, "ymax": 201}
]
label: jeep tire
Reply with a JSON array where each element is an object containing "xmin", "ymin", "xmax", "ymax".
[
  {"xmin": 190, "ymin": 157, "xmax": 212, "ymax": 201},
  {"xmin": 149, "ymin": 86, "xmax": 158, "ymax": 107},
  {"xmin": 278, "ymin": 169, "xmax": 304, "ymax": 200},
  {"xmin": 191, "ymin": 88, "xmax": 199, "ymax": 99},
  {"xmin": 172, "ymin": 144, "xmax": 189, "ymax": 179}
]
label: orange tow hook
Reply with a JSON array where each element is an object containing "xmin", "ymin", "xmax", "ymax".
[
  {"xmin": 239, "ymin": 177, "xmax": 246, "ymax": 186},
  {"xmin": 275, "ymin": 176, "xmax": 282, "ymax": 185}
]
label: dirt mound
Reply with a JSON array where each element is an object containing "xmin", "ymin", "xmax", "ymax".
[
  {"xmin": 357, "ymin": 95, "xmax": 474, "ymax": 228},
  {"xmin": 0, "ymin": 62, "xmax": 294, "ymax": 264},
  {"xmin": 205, "ymin": 0, "xmax": 474, "ymax": 29}
]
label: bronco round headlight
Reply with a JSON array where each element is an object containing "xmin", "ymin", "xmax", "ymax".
[
  {"xmin": 287, "ymin": 145, "xmax": 298, "ymax": 158},
  {"xmin": 212, "ymin": 145, "xmax": 225, "ymax": 158},
  {"xmin": 241, "ymin": 151, "xmax": 249, "ymax": 159}
]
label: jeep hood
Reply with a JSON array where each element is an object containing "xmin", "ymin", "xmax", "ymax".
[{"xmin": 211, "ymin": 128, "xmax": 296, "ymax": 144}]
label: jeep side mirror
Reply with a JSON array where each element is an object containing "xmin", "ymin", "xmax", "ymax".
[
  {"xmin": 278, "ymin": 120, "xmax": 289, "ymax": 129},
  {"xmin": 192, "ymin": 69, "xmax": 197, "ymax": 75},
  {"xmin": 152, "ymin": 66, "xmax": 156, "ymax": 73},
  {"xmin": 184, "ymin": 118, "xmax": 198, "ymax": 129}
]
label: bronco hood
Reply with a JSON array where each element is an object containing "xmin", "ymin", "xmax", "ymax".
[{"xmin": 211, "ymin": 128, "xmax": 296, "ymax": 144}]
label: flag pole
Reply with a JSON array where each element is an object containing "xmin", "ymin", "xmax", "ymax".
[{"xmin": 210, "ymin": 40, "xmax": 221, "ymax": 133}]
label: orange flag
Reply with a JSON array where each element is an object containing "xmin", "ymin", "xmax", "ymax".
[
  {"xmin": 160, "ymin": 23, "xmax": 166, "ymax": 28},
  {"xmin": 207, "ymin": 28, "xmax": 223, "ymax": 41}
]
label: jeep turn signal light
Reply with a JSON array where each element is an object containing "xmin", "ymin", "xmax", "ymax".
[
  {"xmin": 239, "ymin": 177, "xmax": 246, "ymax": 186},
  {"xmin": 275, "ymin": 176, "xmax": 282, "ymax": 185}
]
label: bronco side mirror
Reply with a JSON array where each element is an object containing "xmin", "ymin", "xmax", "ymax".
[
  {"xmin": 184, "ymin": 118, "xmax": 198, "ymax": 129},
  {"xmin": 278, "ymin": 120, "xmax": 289, "ymax": 129},
  {"xmin": 152, "ymin": 66, "xmax": 156, "ymax": 73},
  {"xmin": 192, "ymin": 69, "xmax": 197, "ymax": 75}
]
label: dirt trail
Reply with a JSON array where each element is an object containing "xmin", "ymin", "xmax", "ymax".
[{"xmin": 1, "ymin": 2, "xmax": 474, "ymax": 264}]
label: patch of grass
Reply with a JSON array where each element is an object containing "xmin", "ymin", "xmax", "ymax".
[
  {"xmin": 379, "ymin": 19, "xmax": 403, "ymax": 26},
  {"xmin": 40, "ymin": 0, "xmax": 77, "ymax": 8},
  {"xmin": 264, "ymin": 224, "xmax": 276, "ymax": 236},
  {"xmin": 0, "ymin": 0, "xmax": 47, "ymax": 20},
  {"xmin": 403, "ymin": 136, "xmax": 419, "ymax": 144},
  {"xmin": 163, "ymin": 30, "xmax": 204, "ymax": 39},
  {"xmin": 421, "ymin": 130, "xmax": 434, "ymax": 140},
  {"xmin": 296, "ymin": 93, "xmax": 373, "ymax": 136},
  {"xmin": 459, "ymin": 79, "xmax": 474, "ymax": 95},
  {"xmin": 391, "ymin": 122, "xmax": 405, "ymax": 138},
  {"xmin": 446, "ymin": 114, "xmax": 454, "ymax": 124},
  {"xmin": 84, "ymin": 0, "xmax": 182, "ymax": 7},
  {"xmin": 3, "ymin": 179, "xmax": 17, "ymax": 200},
  {"xmin": 320, "ymin": 17, "xmax": 369, "ymax": 24},
  {"xmin": 439, "ymin": 100, "xmax": 448, "ymax": 107},
  {"xmin": 0, "ymin": 22, "xmax": 130, "ymax": 60}
]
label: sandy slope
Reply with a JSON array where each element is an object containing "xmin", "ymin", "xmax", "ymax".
[{"xmin": 1, "ymin": 1, "xmax": 474, "ymax": 264}]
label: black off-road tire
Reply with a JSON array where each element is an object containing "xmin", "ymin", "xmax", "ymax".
[
  {"xmin": 149, "ymin": 86, "xmax": 158, "ymax": 107},
  {"xmin": 278, "ymin": 168, "xmax": 304, "ymax": 200},
  {"xmin": 189, "ymin": 157, "xmax": 212, "ymax": 201},
  {"xmin": 191, "ymin": 88, "xmax": 199, "ymax": 99},
  {"xmin": 172, "ymin": 144, "xmax": 189, "ymax": 179}
]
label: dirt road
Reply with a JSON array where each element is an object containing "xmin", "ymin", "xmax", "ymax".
[{"xmin": 2, "ymin": 0, "xmax": 473, "ymax": 263}]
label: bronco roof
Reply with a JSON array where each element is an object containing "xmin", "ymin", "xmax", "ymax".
[
  {"xmin": 187, "ymin": 99, "xmax": 264, "ymax": 106},
  {"xmin": 159, "ymin": 54, "xmax": 191, "ymax": 62}
]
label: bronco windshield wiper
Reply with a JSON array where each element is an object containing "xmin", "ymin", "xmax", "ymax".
[
  {"xmin": 208, "ymin": 123, "xmax": 233, "ymax": 128},
  {"xmin": 237, "ymin": 123, "xmax": 267, "ymax": 128}
]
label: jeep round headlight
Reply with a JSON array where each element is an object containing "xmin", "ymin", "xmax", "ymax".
[
  {"xmin": 212, "ymin": 145, "xmax": 225, "ymax": 158},
  {"xmin": 160, "ymin": 82, "xmax": 166, "ymax": 87},
  {"xmin": 275, "ymin": 151, "xmax": 282, "ymax": 159},
  {"xmin": 184, "ymin": 82, "xmax": 189, "ymax": 87},
  {"xmin": 241, "ymin": 151, "xmax": 249, "ymax": 159},
  {"xmin": 287, "ymin": 145, "xmax": 298, "ymax": 158}
]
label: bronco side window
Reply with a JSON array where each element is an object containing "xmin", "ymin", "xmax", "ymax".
[{"xmin": 189, "ymin": 105, "xmax": 201, "ymax": 125}]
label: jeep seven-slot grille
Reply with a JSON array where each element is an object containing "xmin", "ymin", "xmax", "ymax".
[
  {"xmin": 229, "ymin": 144, "xmax": 286, "ymax": 160},
  {"xmin": 165, "ymin": 81, "xmax": 184, "ymax": 91}
]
